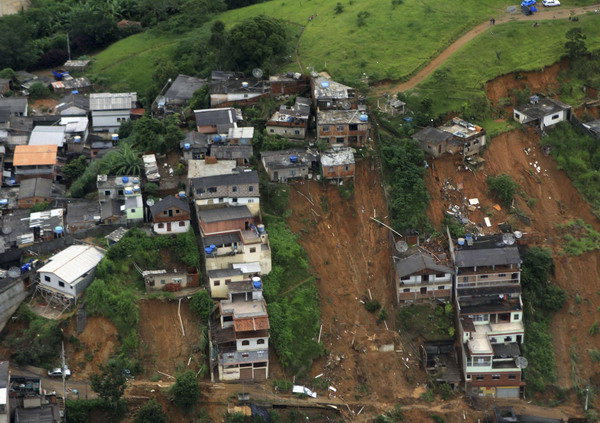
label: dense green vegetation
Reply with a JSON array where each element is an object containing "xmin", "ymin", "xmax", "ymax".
[
  {"xmin": 66, "ymin": 399, "xmax": 123, "ymax": 423},
  {"xmin": 520, "ymin": 247, "xmax": 566, "ymax": 394},
  {"xmin": 85, "ymin": 229, "xmax": 200, "ymax": 371},
  {"xmin": 119, "ymin": 115, "xmax": 184, "ymax": 154},
  {"xmin": 90, "ymin": 360, "xmax": 128, "ymax": 409},
  {"xmin": 397, "ymin": 304, "xmax": 455, "ymax": 342},
  {"xmin": 378, "ymin": 133, "xmax": 430, "ymax": 233},
  {"xmin": 543, "ymin": 122, "xmax": 600, "ymax": 218},
  {"xmin": 487, "ymin": 174, "xmax": 520, "ymax": 207},
  {"xmin": 556, "ymin": 219, "xmax": 600, "ymax": 256},
  {"xmin": 170, "ymin": 370, "xmax": 200, "ymax": 411},
  {"xmin": 262, "ymin": 211, "xmax": 323, "ymax": 373},
  {"xmin": 134, "ymin": 400, "xmax": 167, "ymax": 423}
]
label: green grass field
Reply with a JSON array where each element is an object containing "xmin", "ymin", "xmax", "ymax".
[{"xmin": 413, "ymin": 13, "xmax": 600, "ymax": 115}]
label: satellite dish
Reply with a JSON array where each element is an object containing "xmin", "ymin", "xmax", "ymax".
[
  {"xmin": 146, "ymin": 199, "xmax": 155, "ymax": 207},
  {"xmin": 513, "ymin": 230, "xmax": 523, "ymax": 239},
  {"xmin": 2, "ymin": 226, "xmax": 12, "ymax": 235},
  {"xmin": 515, "ymin": 356, "xmax": 529, "ymax": 369},
  {"xmin": 252, "ymin": 68, "xmax": 264, "ymax": 79},
  {"xmin": 502, "ymin": 233, "xmax": 516, "ymax": 245},
  {"xmin": 341, "ymin": 100, "xmax": 352, "ymax": 110},
  {"xmin": 395, "ymin": 241, "xmax": 409, "ymax": 253},
  {"xmin": 8, "ymin": 267, "xmax": 20, "ymax": 278}
]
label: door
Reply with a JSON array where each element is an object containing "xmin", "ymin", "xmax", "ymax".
[
  {"xmin": 166, "ymin": 222, "xmax": 171, "ymax": 232},
  {"xmin": 240, "ymin": 367, "xmax": 253, "ymax": 380},
  {"xmin": 420, "ymin": 287, "xmax": 427, "ymax": 295},
  {"xmin": 274, "ymin": 171, "xmax": 278, "ymax": 180},
  {"xmin": 254, "ymin": 368, "xmax": 267, "ymax": 381},
  {"xmin": 496, "ymin": 387, "xmax": 519, "ymax": 398}
]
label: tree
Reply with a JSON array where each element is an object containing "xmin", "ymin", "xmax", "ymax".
[
  {"xmin": 0, "ymin": 15, "xmax": 36, "ymax": 69},
  {"xmin": 104, "ymin": 144, "xmax": 143, "ymax": 175},
  {"xmin": 153, "ymin": 59, "xmax": 179, "ymax": 90},
  {"xmin": 28, "ymin": 82, "xmax": 51, "ymax": 100},
  {"xmin": 189, "ymin": 86, "xmax": 210, "ymax": 111},
  {"xmin": 334, "ymin": 3, "xmax": 344, "ymax": 13},
  {"xmin": 63, "ymin": 155, "xmax": 88, "ymax": 180},
  {"xmin": 227, "ymin": 15, "xmax": 289, "ymax": 73},
  {"xmin": 486, "ymin": 174, "xmax": 519, "ymax": 207},
  {"xmin": 190, "ymin": 290, "xmax": 213, "ymax": 324},
  {"xmin": 68, "ymin": 10, "xmax": 120, "ymax": 53},
  {"xmin": 357, "ymin": 11, "xmax": 371, "ymax": 27},
  {"xmin": 565, "ymin": 27, "xmax": 587, "ymax": 60},
  {"xmin": 170, "ymin": 371, "xmax": 200, "ymax": 411},
  {"xmin": 90, "ymin": 360, "xmax": 128, "ymax": 408},
  {"xmin": 134, "ymin": 399, "xmax": 166, "ymax": 423}
]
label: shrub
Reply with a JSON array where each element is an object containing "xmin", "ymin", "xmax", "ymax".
[
  {"xmin": 589, "ymin": 349, "xmax": 600, "ymax": 362},
  {"xmin": 334, "ymin": 2, "xmax": 344, "ymax": 14},
  {"xmin": 590, "ymin": 322, "xmax": 599, "ymax": 336},
  {"xmin": 28, "ymin": 81, "xmax": 51, "ymax": 99},
  {"xmin": 170, "ymin": 371, "xmax": 200, "ymax": 411},
  {"xmin": 190, "ymin": 290, "xmax": 213, "ymax": 323},
  {"xmin": 487, "ymin": 174, "xmax": 519, "ymax": 207},
  {"xmin": 364, "ymin": 299, "xmax": 381, "ymax": 313},
  {"xmin": 134, "ymin": 400, "xmax": 166, "ymax": 423}
]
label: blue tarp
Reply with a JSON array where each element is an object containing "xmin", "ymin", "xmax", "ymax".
[
  {"xmin": 530, "ymin": 5, "xmax": 538, "ymax": 12},
  {"xmin": 521, "ymin": 0, "xmax": 536, "ymax": 6}
]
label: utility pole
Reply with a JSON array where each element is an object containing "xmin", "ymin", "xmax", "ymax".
[
  {"xmin": 62, "ymin": 340, "xmax": 67, "ymax": 422},
  {"xmin": 66, "ymin": 33, "xmax": 71, "ymax": 61}
]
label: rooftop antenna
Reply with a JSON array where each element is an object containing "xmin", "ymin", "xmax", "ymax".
[{"xmin": 252, "ymin": 68, "xmax": 264, "ymax": 79}]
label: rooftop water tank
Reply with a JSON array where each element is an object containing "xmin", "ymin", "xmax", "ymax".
[
  {"xmin": 54, "ymin": 226, "xmax": 64, "ymax": 234},
  {"xmin": 184, "ymin": 143, "xmax": 191, "ymax": 150},
  {"xmin": 73, "ymin": 136, "xmax": 81, "ymax": 143},
  {"xmin": 359, "ymin": 114, "xmax": 368, "ymax": 122},
  {"xmin": 71, "ymin": 90, "xmax": 79, "ymax": 94},
  {"xmin": 132, "ymin": 177, "xmax": 140, "ymax": 184},
  {"xmin": 457, "ymin": 237, "xmax": 465, "ymax": 246},
  {"xmin": 121, "ymin": 176, "xmax": 129, "ymax": 184},
  {"xmin": 133, "ymin": 185, "xmax": 141, "ymax": 192},
  {"xmin": 242, "ymin": 81, "xmax": 249, "ymax": 88},
  {"xmin": 124, "ymin": 188, "xmax": 133, "ymax": 195},
  {"xmin": 321, "ymin": 81, "xmax": 330, "ymax": 88},
  {"xmin": 289, "ymin": 155, "xmax": 298, "ymax": 163},
  {"xmin": 257, "ymin": 224, "xmax": 265, "ymax": 234},
  {"xmin": 0, "ymin": 199, "xmax": 8, "ymax": 206},
  {"xmin": 178, "ymin": 191, "xmax": 186, "ymax": 198},
  {"xmin": 213, "ymin": 135, "xmax": 222, "ymax": 143},
  {"xmin": 252, "ymin": 276, "xmax": 262, "ymax": 289},
  {"xmin": 112, "ymin": 134, "xmax": 119, "ymax": 141}
]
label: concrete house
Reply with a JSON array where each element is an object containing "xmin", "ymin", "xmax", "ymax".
[
  {"xmin": 269, "ymin": 73, "xmax": 310, "ymax": 96},
  {"xmin": 28, "ymin": 126, "xmax": 66, "ymax": 149},
  {"xmin": 63, "ymin": 59, "xmax": 91, "ymax": 72},
  {"xmin": 413, "ymin": 127, "xmax": 454, "ymax": 159},
  {"xmin": 207, "ymin": 268, "xmax": 251, "ymax": 299},
  {"xmin": 51, "ymin": 77, "xmax": 93, "ymax": 95},
  {"xmin": 56, "ymin": 94, "xmax": 89, "ymax": 117},
  {"xmin": 209, "ymin": 145, "xmax": 252, "ymax": 166},
  {"xmin": 449, "ymin": 234, "xmax": 524, "ymax": 399},
  {"xmin": 37, "ymin": 245, "xmax": 105, "ymax": 302},
  {"xmin": 149, "ymin": 195, "xmax": 191, "ymax": 235},
  {"xmin": 194, "ymin": 107, "xmax": 242, "ymax": 135},
  {"xmin": 210, "ymin": 277, "xmax": 270, "ymax": 382},
  {"xmin": 17, "ymin": 178, "xmax": 54, "ymax": 209},
  {"xmin": 209, "ymin": 78, "xmax": 270, "ymax": 108},
  {"xmin": 320, "ymin": 147, "xmax": 355, "ymax": 181},
  {"xmin": 13, "ymin": 145, "xmax": 59, "ymax": 182},
  {"xmin": 0, "ymin": 98, "xmax": 27, "ymax": 118},
  {"xmin": 154, "ymin": 74, "xmax": 207, "ymax": 115},
  {"xmin": 191, "ymin": 171, "xmax": 260, "ymax": 216},
  {"xmin": 90, "ymin": 92, "xmax": 137, "ymax": 132},
  {"xmin": 312, "ymin": 74, "xmax": 358, "ymax": 110},
  {"xmin": 316, "ymin": 109, "xmax": 369, "ymax": 147},
  {"xmin": 265, "ymin": 97, "xmax": 310, "ymax": 141},
  {"xmin": 226, "ymin": 126, "xmax": 254, "ymax": 145},
  {"xmin": 65, "ymin": 200, "xmax": 101, "ymax": 233},
  {"xmin": 97, "ymin": 175, "xmax": 143, "ymax": 223},
  {"xmin": 513, "ymin": 95, "xmax": 571, "ymax": 129},
  {"xmin": 143, "ymin": 268, "xmax": 200, "ymax": 291},
  {"xmin": 181, "ymin": 132, "xmax": 209, "ymax": 162},
  {"xmin": 416, "ymin": 118, "xmax": 487, "ymax": 159},
  {"xmin": 261, "ymin": 149, "xmax": 318, "ymax": 182},
  {"xmin": 395, "ymin": 252, "xmax": 453, "ymax": 304},
  {"xmin": 60, "ymin": 116, "xmax": 89, "ymax": 153}
]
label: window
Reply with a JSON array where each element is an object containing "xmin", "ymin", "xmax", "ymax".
[
  {"xmin": 249, "ymin": 186, "xmax": 254, "ymax": 192},
  {"xmin": 490, "ymin": 337, "xmax": 497, "ymax": 343},
  {"xmin": 514, "ymin": 112, "xmax": 521, "ymax": 119},
  {"xmin": 225, "ymin": 279, "xmax": 231, "ymax": 284},
  {"xmin": 466, "ymin": 374, "xmax": 472, "ymax": 380},
  {"xmin": 349, "ymin": 124, "xmax": 358, "ymax": 131},
  {"xmin": 508, "ymin": 374, "xmax": 517, "ymax": 380},
  {"xmin": 504, "ymin": 336, "xmax": 512, "ymax": 342},
  {"xmin": 492, "ymin": 375, "xmax": 501, "ymax": 380},
  {"xmin": 401, "ymin": 276, "xmax": 410, "ymax": 280},
  {"xmin": 476, "ymin": 375, "xmax": 485, "ymax": 380},
  {"xmin": 294, "ymin": 130, "xmax": 300, "ymax": 135},
  {"xmin": 173, "ymin": 278, "xmax": 182, "ymax": 284},
  {"xmin": 179, "ymin": 221, "xmax": 185, "ymax": 227},
  {"xmin": 269, "ymin": 129, "xmax": 274, "ymax": 133},
  {"xmin": 59, "ymin": 281, "xmax": 65, "ymax": 288},
  {"xmin": 257, "ymin": 339, "xmax": 265, "ymax": 344},
  {"xmin": 158, "ymin": 223, "xmax": 164, "ymax": 228},
  {"xmin": 161, "ymin": 280, "xmax": 166, "ymax": 285},
  {"xmin": 214, "ymin": 280, "xmax": 221, "ymax": 286},
  {"xmin": 241, "ymin": 353, "xmax": 249, "ymax": 358},
  {"xmin": 498, "ymin": 273, "xmax": 507, "ymax": 277},
  {"xmin": 175, "ymin": 209, "xmax": 180, "ymax": 214},
  {"xmin": 130, "ymin": 209, "xmax": 135, "ymax": 213},
  {"xmin": 118, "ymin": 190, "xmax": 124, "ymax": 196},
  {"xmin": 513, "ymin": 314, "xmax": 520, "ymax": 320},
  {"xmin": 208, "ymin": 187, "xmax": 217, "ymax": 193},
  {"xmin": 552, "ymin": 114, "xmax": 560, "ymax": 120},
  {"xmin": 196, "ymin": 188, "xmax": 205, "ymax": 194},
  {"xmin": 436, "ymin": 273, "xmax": 446, "ymax": 278},
  {"xmin": 462, "ymin": 276, "xmax": 469, "ymax": 282},
  {"xmin": 438, "ymin": 286, "xmax": 445, "ymax": 290},
  {"xmin": 403, "ymin": 288, "xmax": 410, "ymax": 293},
  {"xmin": 336, "ymin": 125, "xmax": 345, "ymax": 131},
  {"xmin": 248, "ymin": 199, "xmax": 254, "ymax": 203},
  {"xmin": 250, "ymin": 247, "xmax": 256, "ymax": 253},
  {"xmin": 243, "ymin": 94, "xmax": 248, "ymax": 98},
  {"xmin": 345, "ymin": 165, "xmax": 349, "ymax": 171},
  {"xmin": 322, "ymin": 126, "xmax": 330, "ymax": 132},
  {"xmin": 232, "ymin": 186, "xmax": 238, "ymax": 192},
  {"xmin": 472, "ymin": 314, "xmax": 488, "ymax": 322},
  {"xmin": 242, "ymin": 340, "xmax": 250, "ymax": 346},
  {"xmin": 104, "ymin": 190, "xmax": 111, "ymax": 196},
  {"xmin": 44, "ymin": 275, "xmax": 51, "ymax": 282},
  {"xmin": 328, "ymin": 167, "xmax": 334, "ymax": 173},
  {"xmin": 479, "ymin": 275, "xmax": 488, "ymax": 279}
]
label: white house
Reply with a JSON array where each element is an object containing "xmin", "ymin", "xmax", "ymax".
[
  {"xmin": 149, "ymin": 195, "xmax": 191, "ymax": 235},
  {"xmin": 0, "ymin": 361, "xmax": 8, "ymax": 423},
  {"xmin": 90, "ymin": 93, "xmax": 137, "ymax": 132},
  {"xmin": 37, "ymin": 245, "xmax": 105, "ymax": 300},
  {"xmin": 513, "ymin": 96, "xmax": 571, "ymax": 129}
]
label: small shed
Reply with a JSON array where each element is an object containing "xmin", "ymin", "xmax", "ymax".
[{"xmin": 63, "ymin": 60, "xmax": 91, "ymax": 72}]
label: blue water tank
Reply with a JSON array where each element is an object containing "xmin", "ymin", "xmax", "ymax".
[
  {"xmin": 359, "ymin": 114, "xmax": 368, "ymax": 122},
  {"xmin": 465, "ymin": 233, "xmax": 473, "ymax": 241},
  {"xmin": 112, "ymin": 134, "xmax": 119, "ymax": 142},
  {"xmin": 121, "ymin": 176, "xmax": 129, "ymax": 183},
  {"xmin": 73, "ymin": 136, "xmax": 82, "ymax": 143},
  {"xmin": 0, "ymin": 199, "xmax": 8, "ymax": 206},
  {"xmin": 252, "ymin": 277, "xmax": 262, "ymax": 289},
  {"xmin": 289, "ymin": 155, "xmax": 298, "ymax": 163},
  {"xmin": 71, "ymin": 90, "xmax": 79, "ymax": 94},
  {"xmin": 213, "ymin": 135, "xmax": 222, "ymax": 143},
  {"xmin": 124, "ymin": 188, "xmax": 133, "ymax": 195},
  {"xmin": 457, "ymin": 238, "xmax": 465, "ymax": 246},
  {"xmin": 321, "ymin": 81, "xmax": 330, "ymax": 88},
  {"xmin": 132, "ymin": 177, "xmax": 140, "ymax": 184},
  {"xmin": 20, "ymin": 263, "xmax": 31, "ymax": 273},
  {"xmin": 184, "ymin": 143, "xmax": 191, "ymax": 150},
  {"xmin": 178, "ymin": 191, "xmax": 186, "ymax": 198},
  {"xmin": 54, "ymin": 226, "xmax": 64, "ymax": 234},
  {"xmin": 204, "ymin": 247, "xmax": 213, "ymax": 254}
]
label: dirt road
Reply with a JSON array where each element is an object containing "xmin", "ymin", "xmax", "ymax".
[{"xmin": 374, "ymin": 3, "xmax": 600, "ymax": 95}]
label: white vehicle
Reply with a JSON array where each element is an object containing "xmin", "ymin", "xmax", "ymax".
[
  {"xmin": 48, "ymin": 368, "xmax": 71, "ymax": 378},
  {"xmin": 542, "ymin": 0, "xmax": 561, "ymax": 6}
]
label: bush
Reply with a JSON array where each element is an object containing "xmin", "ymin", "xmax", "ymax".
[
  {"xmin": 190, "ymin": 290, "xmax": 213, "ymax": 324},
  {"xmin": 28, "ymin": 82, "xmax": 51, "ymax": 99},
  {"xmin": 170, "ymin": 371, "xmax": 200, "ymax": 411},
  {"xmin": 589, "ymin": 349, "xmax": 600, "ymax": 362},
  {"xmin": 487, "ymin": 174, "xmax": 519, "ymax": 207},
  {"xmin": 134, "ymin": 399, "xmax": 166, "ymax": 423},
  {"xmin": 364, "ymin": 299, "xmax": 381, "ymax": 313}
]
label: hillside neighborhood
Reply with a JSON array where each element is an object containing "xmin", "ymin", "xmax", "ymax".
[{"xmin": 0, "ymin": 0, "xmax": 599, "ymax": 422}]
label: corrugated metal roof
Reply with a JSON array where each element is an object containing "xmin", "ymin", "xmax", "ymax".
[
  {"xmin": 455, "ymin": 246, "xmax": 520, "ymax": 268},
  {"xmin": 28, "ymin": 126, "xmax": 66, "ymax": 147},
  {"xmin": 37, "ymin": 245, "xmax": 105, "ymax": 284},
  {"xmin": 395, "ymin": 253, "xmax": 453, "ymax": 278},
  {"xmin": 90, "ymin": 93, "xmax": 137, "ymax": 111}
]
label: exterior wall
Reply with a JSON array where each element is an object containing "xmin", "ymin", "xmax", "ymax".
[
  {"xmin": 195, "ymin": 198, "xmax": 260, "ymax": 216},
  {"xmin": 462, "ymin": 134, "xmax": 486, "ymax": 157},
  {"xmin": 209, "ymin": 273, "xmax": 245, "ymax": 299},
  {"xmin": 422, "ymin": 141, "xmax": 446, "ymax": 158},
  {"xmin": 211, "ymin": 92, "xmax": 267, "ymax": 108},
  {"xmin": 153, "ymin": 220, "xmax": 190, "ymax": 234},
  {"xmin": 145, "ymin": 272, "xmax": 193, "ymax": 290},
  {"xmin": 126, "ymin": 200, "xmax": 144, "ymax": 221},
  {"xmin": 218, "ymin": 361, "xmax": 269, "ymax": 382},
  {"xmin": 397, "ymin": 288, "xmax": 451, "ymax": 303},
  {"xmin": 467, "ymin": 371, "xmax": 524, "ymax": 388},
  {"xmin": 237, "ymin": 336, "xmax": 269, "ymax": 351},
  {"xmin": 0, "ymin": 277, "xmax": 28, "ymax": 333},
  {"xmin": 91, "ymin": 110, "xmax": 130, "ymax": 132},
  {"xmin": 15, "ymin": 167, "xmax": 55, "ymax": 182},
  {"xmin": 317, "ymin": 123, "xmax": 368, "ymax": 146},
  {"xmin": 266, "ymin": 167, "xmax": 310, "ymax": 182},
  {"xmin": 322, "ymin": 163, "xmax": 355, "ymax": 180},
  {"xmin": 198, "ymin": 125, "xmax": 218, "ymax": 134},
  {"xmin": 266, "ymin": 124, "xmax": 306, "ymax": 140},
  {"xmin": 18, "ymin": 195, "xmax": 53, "ymax": 209},
  {"xmin": 542, "ymin": 109, "xmax": 568, "ymax": 127},
  {"xmin": 456, "ymin": 269, "xmax": 520, "ymax": 289},
  {"xmin": 200, "ymin": 217, "xmax": 253, "ymax": 235},
  {"xmin": 205, "ymin": 248, "xmax": 272, "ymax": 275},
  {"xmin": 193, "ymin": 183, "xmax": 259, "ymax": 202},
  {"xmin": 513, "ymin": 109, "xmax": 528, "ymax": 124},
  {"xmin": 39, "ymin": 269, "xmax": 96, "ymax": 299}
]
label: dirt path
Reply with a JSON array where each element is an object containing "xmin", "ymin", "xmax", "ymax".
[
  {"xmin": 286, "ymin": 159, "xmax": 428, "ymax": 411},
  {"xmin": 374, "ymin": 3, "xmax": 600, "ymax": 95}
]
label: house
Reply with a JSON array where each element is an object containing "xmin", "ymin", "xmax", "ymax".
[
  {"xmin": 90, "ymin": 92, "xmax": 137, "ymax": 132},
  {"xmin": 210, "ymin": 145, "xmax": 252, "ymax": 166},
  {"xmin": 513, "ymin": 95, "xmax": 571, "ymax": 129},
  {"xmin": 143, "ymin": 268, "xmax": 199, "ymax": 291},
  {"xmin": 0, "ymin": 97, "xmax": 27, "ymax": 118},
  {"xmin": 211, "ymin": 71, "xmax": 244, "ymax": 81},
  {"xmin": 320, "ymin": 147, "xmax": 355, "ymax": 181},
  {"xmin": 187, "ymin": 158, "xmax": 238, "ymax": 180},
  {"xmin": 210, "ymin": 277, "xmax": 270, "ymax": 382},
  {"xmin": 209, "ymin": 77, "xmax": 270, "ymax": 108},
  {"xmin": 28, "ymin": 209, "xmax": 65, "ymax": 243},
  {"xmin": 105, "ymin": 227, "xmax": 129, "ymax": 246},
  {"xmin": 207, "ymin": 268, "xmax": 249, "ymax": 299},
  {"xmin": 56, "ymin": 94, "xmax": 89, "ymax": 117},
  {"xmin": 149, "ymin": 195, "xmax": 191, "ymax": 234},
  {"xmin": 449, "ymin": 234, "xmax": 524, "ymax": 399},
  {"xmin": 13, "ymin": 145, "xmax": 59, "ymax": 182},
  {"xmin": 265, "ymin": 97, "xmax": 310, "ymax": 141},
  {"xmin": 269, "ymin": 73, "xmax": 310, "ymax": 96},
  {"xmin": 191, "ymin": 171, "xmax": 260, "ymax": 215},
  {"xmin": 395, "ymin": 252, "xmax": 453, "ymax": 304},
  {"xmin": 37, "ymin": 244, "xmax": 105, "ymax": 303},
  {"xmin": 154, "ymin": 74, "xmax": 207, "ymax": 114},
  {"xmin": 65, "ymin": 200, "xmax": 101, "ymax": 233},
  {"xmin": 200, "ymin": 207, "xmax": 272, "ymax": 275},
  {"xmin": 0, "ymin": 361, "xmax": 8, "ymax": 423},
  {"xmin": 51, "ymin": 77, "xmax": 93, "ymax": 95},
  {"xmin": 312, "ymin": 74, "xmax": 358, "ymax": 110},
  {"xmin": 97, "ymin": 175, "xmax": 143, "ymax": 223},
  {"xmin": 316, "ymin": 109, "xmax": 369, "ymax": 147},
  {"xmin": 0, "ymin": 78, "xmax": 10, "ymax": 94},
  {"xmin": 439, "ymin": 118, "xmax": 486, "ymax": 158},
  {"xmin": 421, "ymin": 341, "xmax": 461, "ymax": 390},
  {"xmin": 194, "ymin": 107, "xmax": 242, "ymax": 135},
  {"xmin": 60, "ymin": 116, "xmax": 89, "ymax": 153},
  {"xmin": 63, "ymin": 59, "xmax": 91, "ymax": 72},
  {"xmin": 142, "ymin": 154, "xmax": 160, "ymax": 182},
  {"xmin": 181, "ymin": 132, "xmax": 209, "ymax": 162},
  {"xmin": 413, "ymin": 127, "xmax": 454, "ymax": 159},
  {"xmin": 90, "ymin": 136, "xmax": 115, "ymax": 158},
  {"xmin": 28, "ymin": 125, "xmax": 66, "ymax": 148},
  {"xmin": 14, "ymin": 405, "xmax": 61, "ymax": 423},
  {"xmin": 17, "ymin": 178, "xmax": 54, "ymax": 209},
  {"xmin": 226, "ymin": 126, "xmax": 254, "ymax": 145},
  {"xmin": 261, "ymin": 149, "xmax": 318, "ymax": 182}
]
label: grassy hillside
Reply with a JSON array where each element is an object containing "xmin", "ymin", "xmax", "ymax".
[{"xmin": 413, "ymin": 14, "xmax": 600, "ymax": 115}]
